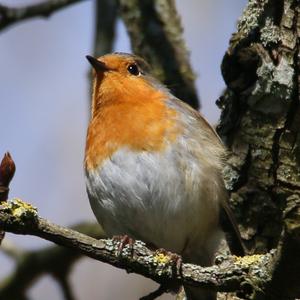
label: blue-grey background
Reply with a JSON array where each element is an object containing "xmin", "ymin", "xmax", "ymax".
[{"xmin": 0, "ymin": 1, "xmax": 246, "ymax": 299}]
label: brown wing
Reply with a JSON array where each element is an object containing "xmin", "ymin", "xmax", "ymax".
[{"xmin": 168, "ymin": 97, "xmax": 245, "ymax": 256}]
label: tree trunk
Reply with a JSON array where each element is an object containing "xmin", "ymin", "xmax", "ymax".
[
  {"xmin": 219, "ymin": 0, "xmax": 299, "ymax": 254},
  {"xmin": 218, "ymin": 0, "xmax": 300, "ymax": 298}
]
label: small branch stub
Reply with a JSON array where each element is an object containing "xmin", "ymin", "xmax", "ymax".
[
  {"xmin": 0, "ymin": 152, "xmax": 16, "ymax": 244},
  {"xmin": 0, "ymin": 152, "xmax": 15, "ymax": 201}
]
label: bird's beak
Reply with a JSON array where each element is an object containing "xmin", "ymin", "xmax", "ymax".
[{"xmin": 86, "ymin": 55, "xmax": 108, "ymax": 72}]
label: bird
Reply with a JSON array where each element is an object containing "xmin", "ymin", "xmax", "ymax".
[{"xmin": 84, "ymin": 52, "xmax": 244, "ymax": 300}]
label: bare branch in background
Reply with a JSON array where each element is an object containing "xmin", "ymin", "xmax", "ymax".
[
  {"xmin": 1, "ymin": 239, "xmax": 25, "ymax": 259},
  {"xmin": 0, "ymin": 221, "xmax": 104, "ymax": 300},
  {"xmin": 93, "ymin": 0, "xmax": 118, "ymax": 57},
  {"xmin": 119, "ymin": 0, "xmax": 200, "ymax": 109},
  {"xmin": 0, "ymin": 0, "xmax": 88, "ymax": 31},
  {"xmin": 56, "ymin": 275, "xmax": 76, "ymax": 300}
]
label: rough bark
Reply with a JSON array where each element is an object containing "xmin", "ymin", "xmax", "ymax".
[
  {"xmin": 218, "ymin": 0, "xmax": 299, "ymax": 253},
  {"xmin": 119, "ymin": 0, "xmax": 200, "ymax": 109},
  {"xmin": 218, "ymin": 0, "xmax": 300, "ymax": 298}
]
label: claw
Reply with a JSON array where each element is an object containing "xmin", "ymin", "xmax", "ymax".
[
  {"xmin": 112, "ymin": 235, "xmax": 135, "ymax": 257},
  {"xmin": 155, "ymin": 248, "xmax": 183, "ymax": 278}
]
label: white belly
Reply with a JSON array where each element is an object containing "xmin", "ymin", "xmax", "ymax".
[{"xmin": 86, "ymin": 145, "xmax": 222, "ymax": 261}]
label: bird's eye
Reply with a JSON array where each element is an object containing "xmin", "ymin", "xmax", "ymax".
[{"xmin": 127, "ymin": 64, "xmax": 140, "ymax": 76}]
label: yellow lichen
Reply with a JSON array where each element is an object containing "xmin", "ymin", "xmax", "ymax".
[
  {"xmin": 153, "ymin": 253, "xmax": 171, "ymax": 265},
  {"xmin": 0, "ymin": 198, "xmax": 37, "ymax": 218},
  {"xmin": 233, "ymin": 254, "xmax": 263, "ymax": 267}
]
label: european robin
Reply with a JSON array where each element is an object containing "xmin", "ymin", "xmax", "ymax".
[{"xmin": 85, "ymin": 53, "xmax": 244, "ymax": 300}]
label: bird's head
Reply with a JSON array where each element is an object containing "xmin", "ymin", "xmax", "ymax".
[{"xmin": 86, "ymin": 53, "xmax": 167, "ymax": 117}]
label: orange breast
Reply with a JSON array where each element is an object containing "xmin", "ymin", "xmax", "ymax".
[{"xmin": 85, "ymin": 77, "xmax": 180, "ymax": 171}]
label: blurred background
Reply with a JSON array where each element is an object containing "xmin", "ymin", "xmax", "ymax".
[{"xmin": 0, "ymin": 0, "xmax": 247, "ymax": 299}]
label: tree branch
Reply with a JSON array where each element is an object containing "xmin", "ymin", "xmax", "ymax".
[
  {"xmin": 0, "ymin": 0, "xmax": 88, "ymax": 31},
  {"xmin": 93, "ymin": 0, "xmax": 118, "ymax": 57},
  {"xmin": 0, "ymin": 198, "xmax": 280, "ymax": 298}
]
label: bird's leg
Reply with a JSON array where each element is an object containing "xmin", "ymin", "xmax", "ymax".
[
  {"xmin": 171, "ymin": 253, "xmax": 183, "ymax": 278},
  {"xmin": 146, "ymin": 243, "xmax": 183, "ymax": 278},
  {"xmin": 112, "ymin": 235, "xmax": 135, "ymax": 257},
  {"xmin": 142, "ymin": 248, "xmax": 183, "ymax": 299}
]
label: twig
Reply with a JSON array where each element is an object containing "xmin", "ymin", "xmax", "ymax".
[{"xmin": 0, "ymin": 0, "xmax": 88, "ymax": 31}]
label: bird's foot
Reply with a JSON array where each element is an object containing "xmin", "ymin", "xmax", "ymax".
[
  {"xmin": 155, "ymin": 248, "xmax": 183, "ymax": 278},
  {"xmin": 112, "ymin": 235, "xmax": 135, "ymax": 257},
  {"xmin": 144, "ymin": 248, "xmax": 183, "ymax": 299}
]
